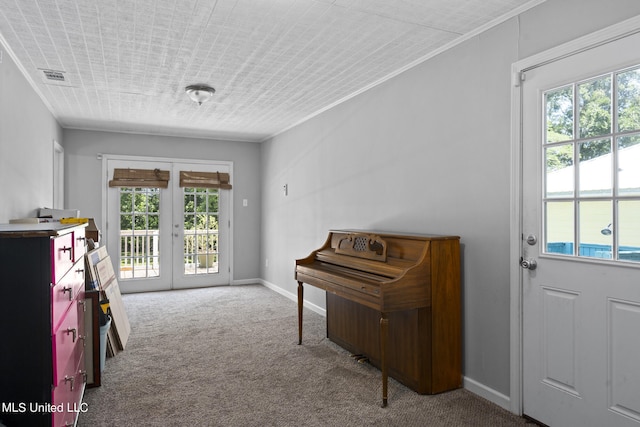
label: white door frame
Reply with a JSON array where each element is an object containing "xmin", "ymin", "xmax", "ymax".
[
  {"xmin": 53, "ymin": 140, "xmax": 64, "ymax": 209},
  {"xmin": 509, "ymin": 15, "xmax": 640, "ymax": 415},
  {"xmin": 100, "ymin": 154, "xmax": 234, "ymax": 288}
]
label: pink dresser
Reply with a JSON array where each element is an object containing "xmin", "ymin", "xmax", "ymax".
[{"xmin": 0, "ymin": 223, "xmax": 87, "ymax": 427}]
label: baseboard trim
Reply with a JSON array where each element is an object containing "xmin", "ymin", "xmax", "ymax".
[
  {"xmin": 232, "ymin": 278, "xmax": 262, "ymax": 286},
  {"xmin": 463, "ymin": 376, "xmax": 511, "ymax": 411},
  {"xmin": 258, "ymin": 279, "xmax": 326, "ymax": 317}
]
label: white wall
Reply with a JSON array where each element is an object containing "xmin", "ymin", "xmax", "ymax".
[
  {"xmin": 0, "ymin": 44, "xmax": 63, "ymax": 222},
  {"xmin": 62, "ymin": 129, "xmax": 262, "ymax": 282},
  {"xmin": 260, "ymin": 0, "xmax": 640, "ymax": 403}
]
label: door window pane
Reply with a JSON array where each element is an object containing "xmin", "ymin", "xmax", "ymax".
[
  {"xmin": 546, "ymin": 85, "xmax": 574, "ymax": 143},
  {"xmin": 617, "ymin": 67, "xmax": 640, "ymax": 133},
  {"xmin": 546, "ymin": 201, "xmax": 575, "ymax": 255},
  {"xmin": 119, "ymin": 187, "xmax": 160, "ymax": 279},
  {"xmin": 183, "ymin": 187, "xmax": 219, "ymax": 275},
  {"xmin": 542, "ymin": 65, "xmax": 640, "ymax": 264},
  {"xmin": 578, "ymin": 76, "xmax": 611, "ymax": 139},
  {"xmin": 578, "ymin": 200, "xmax": 612, "ymax": 259},
  {"xmin": 618, "ymin": 200, "xmax": 640, "ymax": 262},
  {"xmin": 545, "ymin": 144, "xmax": 574, "ymax": 198},
  {"xmin": 578, "ymin": 138, "xmax": 611, "ymax": 197},
  {"xmin": 617, "ymin": 134, "xmax": 640, "ymax": 197}
]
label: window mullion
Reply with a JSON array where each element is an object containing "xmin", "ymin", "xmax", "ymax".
[
  {"xmin": 573, "ymin": 82, "xmax": 580, "ymax": 256},
  {"xmin": 612, "ymin": 71, "xmax": 619, "ymax": 259}
]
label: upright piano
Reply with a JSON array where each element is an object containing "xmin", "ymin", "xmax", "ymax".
[{"xmin": 295, "ymin": 230, "xmax": 461, "ymax": 407}]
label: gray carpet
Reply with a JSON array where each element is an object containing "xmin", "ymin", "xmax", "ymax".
[{"xmin": 79, "ymin": 284, "xmax": 530, "ymax": 426}]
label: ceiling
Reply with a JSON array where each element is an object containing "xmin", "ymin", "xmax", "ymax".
[{"xmin": 0, "ymin": 0, "xmax": 539, "ymax": 142}]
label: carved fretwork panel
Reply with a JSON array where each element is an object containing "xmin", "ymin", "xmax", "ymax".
[{"xmin": 335, "ymin": 233, "xmax": 387, "ymax": 262}]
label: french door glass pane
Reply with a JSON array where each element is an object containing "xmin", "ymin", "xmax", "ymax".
[
  {"xmin": 578, "ymin": 200, "xmax": 612, "ymax": 259},
  {"xmin": 183, "ymin": 187, "xmax": 219, "ymax": 275},
  {"xmin": 618, "ymin": 200, "xmax": 640, "ymax": 262},
  {"xmin": 119, "ymin": 187, "xmax": 160, "ymax": 279}
]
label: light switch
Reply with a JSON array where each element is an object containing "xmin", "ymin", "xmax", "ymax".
[{"xmin": 243, "ymin": 199, "xmax": 248, "ymax": 207}]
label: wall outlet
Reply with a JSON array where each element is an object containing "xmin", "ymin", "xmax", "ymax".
[{"xmin": 265, "ymin": 258, "xmax": 269, "ymax": 268}]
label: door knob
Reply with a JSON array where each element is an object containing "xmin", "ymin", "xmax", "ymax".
[{"xmin": 520, "ymin": 258, "xmax": 537, "ymax": 270}]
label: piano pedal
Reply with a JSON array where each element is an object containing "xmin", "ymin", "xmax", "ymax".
[{"xmin": 350, "ymin": 354, "xmax": 369, "ymax": 364}]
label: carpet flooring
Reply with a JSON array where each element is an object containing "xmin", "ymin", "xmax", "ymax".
[{"xmin": 78, "ymin": 284, "xmax": 532, "ymax": 426}]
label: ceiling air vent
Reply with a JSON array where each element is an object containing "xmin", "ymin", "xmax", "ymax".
[{"xmin": 42, "ymin": 69, "xmax": 65, "ymax": 81}]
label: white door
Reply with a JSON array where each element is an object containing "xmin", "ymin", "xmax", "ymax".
[
  {"xmin": 106, "ymin": 158, "xmax": 231, "ymax": 293},
  {"xmin": 521, "ymin": 32, "xmax": 640, "ymax": 426},
  {"xmin": 171, "ymin": 162, "xmax": 230, "ymax": 289}
]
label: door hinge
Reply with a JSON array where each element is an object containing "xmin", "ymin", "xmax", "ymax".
[{"xmin": 513, "ymin": 70, "xmax": 526, "ymax": 87}]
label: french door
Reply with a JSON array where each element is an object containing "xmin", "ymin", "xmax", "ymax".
[
  {"xmin": 520, "ymin": 30, "xmax": 640, "ymax": 426},
  {"xmin": 106, "ymin": 157, "xmax": 231, "ymax": 293}
]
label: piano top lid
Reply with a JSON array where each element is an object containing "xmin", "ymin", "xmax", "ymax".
[{"xmin": 329, "ymin": 229, "xmax": 460, "ymax": 241}]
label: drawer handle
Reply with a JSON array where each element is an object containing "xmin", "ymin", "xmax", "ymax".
[
  {"xmin": 64, "ymin": 375, "xmax": 75, "ymax": 391},
  {"xmin": 60, "ymin": 246, "xmax": 72, "ymax": 260},
  {"xmin": 66, "ymin": 327, "xmax": 77, "ymax": 342},
  {"xmin": 62, "ymin": 286, "xmax": 73, "ymax": 301}
]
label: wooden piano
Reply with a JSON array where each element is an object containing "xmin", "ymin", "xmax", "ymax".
[{"xmin": 295, "ymin": 230, "xmax": 461, "ymax": 407}]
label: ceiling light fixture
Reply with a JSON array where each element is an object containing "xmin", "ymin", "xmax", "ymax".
[{"xmin": 185, "ymin": 84, "xmax": 216, "ymax": 105}]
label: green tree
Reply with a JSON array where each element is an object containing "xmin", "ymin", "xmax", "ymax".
[
  {"xmin": 546, "ymin": 144, "xmax": 573, "ymax": 172},
  {"xmin": 578, "ymin": 77, "xmax": 611, "ymax": 142},
  {"xmin": 618, "ymin": 68, "xmax": 640, "ymax": 134},
  {"xmin": 119, "ymin": 188, "xmax": 159, "ymax": 230},
  {"xmin": 546, "ymin": 85, "xmax": 573, "ymax": 144}
]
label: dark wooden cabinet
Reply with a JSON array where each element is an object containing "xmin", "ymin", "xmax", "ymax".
[{"xmin": 0, "ymin": 223, "xmax": 87, "ymax": 427}]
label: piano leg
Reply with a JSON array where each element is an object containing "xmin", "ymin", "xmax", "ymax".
[
  {"xmin": 297, "ymin": 281, "xmax": 304, "ymax": 345},
  {"xmin": 380, "ymin": 313, "xmax": 389, "ymax": 407}
]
